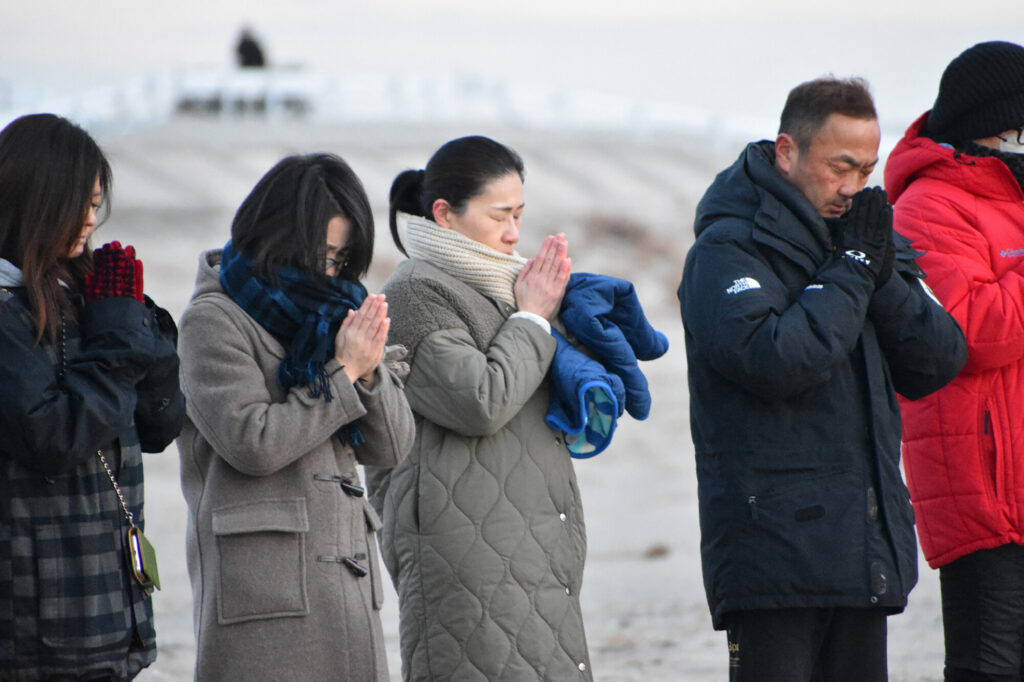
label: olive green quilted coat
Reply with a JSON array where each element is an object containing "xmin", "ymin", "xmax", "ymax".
[{"xmin": 369, "ymin": 259, "xmax": 592, "ymax": 681}]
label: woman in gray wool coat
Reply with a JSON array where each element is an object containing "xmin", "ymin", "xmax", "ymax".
[
  {"xmin": 367, "ymin": 136, "xmax": 593, "ymax": 681},
  {"xmin": 176, "ymin": 154, "xmax": 415, "ymax": 680}
]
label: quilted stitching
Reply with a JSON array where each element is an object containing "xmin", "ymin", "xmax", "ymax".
[{"xmin": 376, "ymin": 260, "xmax": 592, "ymax": 681}]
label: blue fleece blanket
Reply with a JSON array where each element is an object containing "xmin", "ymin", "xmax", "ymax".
[{"xmin": 545, "ymin": 272, "xmax": 669, "ymax": 458}]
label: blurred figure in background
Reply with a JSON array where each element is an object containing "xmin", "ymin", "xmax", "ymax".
[
  {"xmin": 0, "ymin": 113, "xmax": 184, "ymax": 679},
  {"xmin": 231, "ymin": 26, "xmax": 269, "ymax": 116},
  {"xmin": 176, "ymin": 153, "xmax": 414, "ymax": 680},
  {"xmin": 679, "ymin": 77, "xmax": 966, "ymax": 681},
  {"xmin": 235, "ymin": 26, "xmax": 266, "ymax": 69},
  {"xmin": 885, "ymin": 40, "xmax": 1024, "ymax": 682}
]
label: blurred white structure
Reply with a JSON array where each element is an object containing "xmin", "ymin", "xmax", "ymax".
[{"xmin": 0, "ymin": 66, "xmax": 774, "ymax": 146}]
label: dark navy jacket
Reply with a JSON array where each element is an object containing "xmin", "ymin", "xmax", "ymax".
[
  {"xmin": 0, "ymin": 282, "xmax": 185, "ymax": 680},
  {"xmin": 678, "ymin": 141, "xmax": 966, "ymax": 629}
]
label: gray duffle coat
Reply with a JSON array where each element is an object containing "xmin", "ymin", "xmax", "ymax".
[
  {"xmin": 177, "ymin": 250, "xmax": 415, "ymax": 680},
  {"xmin": 368, "ymin": 258, "xmax": 592, "ymax": 681}
]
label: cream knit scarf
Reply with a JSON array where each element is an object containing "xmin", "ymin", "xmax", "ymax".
[{"xmin": 404, "ymin": 214, "xmax": 526, "ymax": 307}]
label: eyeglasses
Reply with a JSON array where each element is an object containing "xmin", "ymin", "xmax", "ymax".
[{"xmin": 326, "ymin": 250, "xmax": 350, "ymax": 274}]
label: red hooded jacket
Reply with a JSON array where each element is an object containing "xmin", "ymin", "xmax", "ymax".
[{"xmin": 886, "ymin": 112, "xmax": 1024, "ymax": 568}]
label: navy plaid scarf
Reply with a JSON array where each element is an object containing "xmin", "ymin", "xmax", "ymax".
[{"xmin": 219, "ymin": 240, "xmax": 367, "ymax": 403}]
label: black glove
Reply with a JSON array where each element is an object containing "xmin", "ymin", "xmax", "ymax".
[
  {"xmin": 877, "ymin": 230, "xmax": 895, "ymax": 287},
  {"xmin": 837, "ymin": 187, "xmax": 894, "ymax": 286}
]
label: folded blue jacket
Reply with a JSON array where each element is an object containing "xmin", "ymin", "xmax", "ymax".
[
  {"xmin": 545, "ymin": 328, "xmax": 624, "ymax": 458},
  {"xmin": 545, "ymin": 272, "xmax": 669, "ymax": 458}
]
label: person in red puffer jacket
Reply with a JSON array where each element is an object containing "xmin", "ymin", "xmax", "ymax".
[{"xmin": 885, "ymin": 40, "xmax": 1024, "ymax": 681}]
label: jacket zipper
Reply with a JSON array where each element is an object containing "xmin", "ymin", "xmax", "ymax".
[
  {"xmin": 748, "ymin": 495, "xmax": 759, "ymax": 521},
  {"xmin": 982, "ymin": 406, "xmax": 1003, "ymax": 501}
]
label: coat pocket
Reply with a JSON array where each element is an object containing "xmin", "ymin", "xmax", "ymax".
[
  {"xmin": 363, "ymin": 501, "xmax": 385, "ymax": 610},
  {"xmin": 34, "ymin": 520, "xmax": 133, "ymax": 651},
  {"xmin": 740, "ymin": 470, "xmax": 862, "ymax": 596},
  {"xmin": 212, "ymin": 498, "xmax": 310, "ymax": 624}
]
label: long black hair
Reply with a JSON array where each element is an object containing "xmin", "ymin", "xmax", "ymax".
[
  {"xmin": 231, "ymin": 153, "xmax": 374, "ymax": 283},
  {"xmin": 388, "ymin": 135, "xmax": 524, "ymax": 255},
  {"xmin": 0, "ymin": 113, "xmax": 112, "ymax": 342}
]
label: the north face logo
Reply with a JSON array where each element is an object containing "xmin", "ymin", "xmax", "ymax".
[{"xmin": 726, "ymin": 277, "xmax": 761, "ymax": 295}]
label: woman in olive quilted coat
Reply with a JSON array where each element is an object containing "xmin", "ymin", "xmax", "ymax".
[{"xmin": 368, "ymin": 136, "xmax": 592, "ymax": 681}]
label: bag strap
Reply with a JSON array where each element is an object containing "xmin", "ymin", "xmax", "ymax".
[
  {"xmin": 98, "ymin": 449, "xmax": 137, "ymax": 529},
  {"xmin": 49, "ymin": 302, "xmax": 137, "ymax": 530}
]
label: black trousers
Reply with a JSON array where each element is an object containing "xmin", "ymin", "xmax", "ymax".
[
  {"xmin": 941, "ymin": 543, "xmax": 1024, "ymax": 681},
  {"xmin": 725, "ymin": 607, "xmax": 887, "ymax": 682}
]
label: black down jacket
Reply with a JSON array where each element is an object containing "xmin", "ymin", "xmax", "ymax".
[{"xmin": 678, "ymin": 141, "xmax": 966, "ymax": 629}]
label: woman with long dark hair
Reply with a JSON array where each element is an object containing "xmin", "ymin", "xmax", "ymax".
[
  {"xmin": 368, "ymin": 135, "xmax": 595, "ymax": 680},
  {"xmin": 176, "ymin": 153, "xmax": 415, "ymax": 680},
  {"xmin": 0, "ymin": 113, "xmax": 185, "ymax": 679}
]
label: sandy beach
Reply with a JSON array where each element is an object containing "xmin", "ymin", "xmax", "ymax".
[{"xmin": 97, "ymin": 118, "xmax": 946, "ymax": 681}]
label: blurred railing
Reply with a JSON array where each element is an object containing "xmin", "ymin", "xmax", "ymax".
[{"xmin": 0, "ymin": 66, "xmax": 773, "ymax": 144}]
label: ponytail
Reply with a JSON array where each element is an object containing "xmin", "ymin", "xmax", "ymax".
[{"xmin": 387, "ymin": 169, "xmax": 425, "ymax": 256}]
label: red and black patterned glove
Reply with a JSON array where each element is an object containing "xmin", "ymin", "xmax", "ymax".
[{"xmin": 84, "ymin": 241, "xmax": 144, "ymax": 303}]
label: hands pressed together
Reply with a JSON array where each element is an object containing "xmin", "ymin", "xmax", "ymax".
[
  {"xmin": 837, "ymin": 187, "xmax": 895, "ymax": 286},
  {"xmin": 515, "ymin": 233, "xmax": 572, "ymax": 321},
  {"xmin": 86, "ymin": 234, "xmax": 570, "ymax": 388},
  {"xmin": 333, "ymin": 293, "xmax": 389, "ymax": 386}
]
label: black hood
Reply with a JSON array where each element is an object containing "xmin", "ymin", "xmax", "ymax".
[
  {"xmin": 696, "ymin": 141, "xmax": 824, "ymax": 230},
  {"xmin": 694, "ymin": 140, "xmax": 830, "ymax": 253}
]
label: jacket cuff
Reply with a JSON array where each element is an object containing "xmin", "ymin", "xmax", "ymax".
[
  {"xmin": 83, "ymin": 296, "xmax": 150, "ymax": 335},
  {"xmin": 868, "ymin": 271, "xmax": 913, "ymax": 320},
  {"xmin": 510, "ymin": 311, "xmax": 551, "ymax": 334},
  {"xmin": 323, "ymin": 358, "xmax": 363, "ymax": 401},
  {"xmin": 354, "ymin": 365, "xmax": 386, "ymax": 396}
]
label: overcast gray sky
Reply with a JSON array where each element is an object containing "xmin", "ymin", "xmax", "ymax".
[{"xmin": 3, "ymin": 1, "xmax": 1023, "ymax": 132}]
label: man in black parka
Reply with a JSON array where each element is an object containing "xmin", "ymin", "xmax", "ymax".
[{"xmin": 678, "ymin": 76, "xmax": 967, "ymax": 681}]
